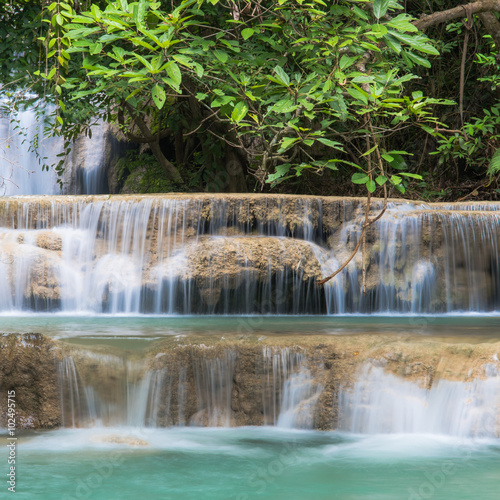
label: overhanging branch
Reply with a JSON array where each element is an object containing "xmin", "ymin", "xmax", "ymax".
[{"xmin": 414, "ymin": 0, "xmax": 500, "ymax": 31}]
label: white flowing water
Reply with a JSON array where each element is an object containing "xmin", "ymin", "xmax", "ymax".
[
  {"xmin": 262, "ymin": 347, "xmax": 322, "ymax": 428},
  {"xmin": 56, "ymin": 346, "xmax": 324, "ymax": 430},
  {"xmin": 0, "ymin": 105, "xmax": 108, "ymax": 195},
  {"xmin": 7, "ymin": 426, "xmax": 498, "ymax": 500},
  {"xmin": 0, "ymin": 104, "xmax": 60, "ymax": 195},
  {"xmin": 0, "ymin": 196, "xmax": 499, "ymax": 314},
  {"xmin": 340, "ymin": 362, "xmax": 500, "ymax": 437}
]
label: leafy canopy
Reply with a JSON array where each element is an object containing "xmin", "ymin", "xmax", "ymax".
[{"xmin": 35, "ymin": 0, "xmax": 454, "ymax": 193}]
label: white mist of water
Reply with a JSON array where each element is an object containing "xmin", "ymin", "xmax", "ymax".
[{"xmin": 339, "ymin": 362, "xmax": 500, "ymax": 437}]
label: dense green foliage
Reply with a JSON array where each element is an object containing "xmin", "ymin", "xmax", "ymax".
[{"xmin": 1, "ymin": 0, "xmax": 500, "ymax": 200}]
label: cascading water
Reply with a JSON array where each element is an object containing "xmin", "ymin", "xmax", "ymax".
[
  {"xmin": 0, "ymin": 104, "xmax": 109, "ymax": 195},
  {"xmin": 339, "ymin": 362, "xmax": 500, "ymax": 438},
  {"xmin": 0, "ymin": 103, "xmax": 60, "ymax": 195},
  {"xmin": 0, "ymin": 195, "xmax": 499, "ymax": 314},
  {"xmin": 55, "ymin": 345, "xmax": 323, "ymax": 429},
  {"xmin": 262, "ymin": 347, "xmax": 322, "ymax": 428},
  {"xmin": 191, "ymin": 348, "xmax": 236, "ymax": 427},
  {"xmin": 1, "ymin": 184, "xmax": 498, "ymax": 500}
]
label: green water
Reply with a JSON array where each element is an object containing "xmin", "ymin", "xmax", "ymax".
[
  {"xmin": 2, "ymin": 428, "xmax": 499, "ymax": 499},
  {"xmin": 2, "ymin": 314, "xmax": 500, "ymax": 342},
  {"xmin": 2, "ymin": 315, "xmax": 500, "ymax": 499}
]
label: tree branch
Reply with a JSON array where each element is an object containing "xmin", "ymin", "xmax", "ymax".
[{"xmin": 414, "ymin": 0, "xmax": 500, "ymax": 31}]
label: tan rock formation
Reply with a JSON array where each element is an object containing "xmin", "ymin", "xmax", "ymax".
[
  {"xmin": 4, "ymin": 333, "xmax": 499, "ymax": 431},
  {"xmin": 0, "ymin": 334, "xmax": 62, "ymax": 429}
]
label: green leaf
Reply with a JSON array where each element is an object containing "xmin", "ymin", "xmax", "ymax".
[
  {"xmin": 194, "ymin": 63, "xmax": 204, "ymax": 78},
  {"xmin": 162, "ymin": 76, "xmax": 180, "ymax": 93},
  {"xmin": 273, "ymin": 65, "xmax": 290, "ymax": 87},
  {"xmin": 152, "ymin": 84, "xmax": 166, "ymax": 109},
  {"xmin": 366, "ymin": 179, "xmax": 377, "ymax": 193},
  {"xmin": 231, "ymin": 102, "xmax": 248, "ymax": 123},
  {"xmin": 386, "ymin": 14, "xmax": 419, "ymax": 33},
  {"xmin": 392, "ymin": 33, "xmax": 440, "ymax": 55},
  {"xmin": 165, "ymin": 61, "xmax": 182, "ymax": 87},
  {"xmin": 213, "ymin": 49, "xmax": 228, "ymax": 63},
  {"xmin": 399, "ymin": 172, "xmax": 423, "ymax": 179},
  {"xmin": 241, "ymin": 28, "xmax": 254, "ymax": 40},
  {"xmin": 383, "ymin": 33, "xmax": 402, "ymax": 54},
  {"xmin": 388, "ymin": 154, "xmax": 408, "ymax": 170},
  {"xmin": 346, "ymin": 87, "xmax": 368, "ymax": 105},
  {"xmin": 279, "ymin": 137, "xmax": 300, "ymax": 152},
  {"xmin": 134, "ymin": 53, "xmax": 153, "ymax": 71},
  {"xmin": 112, "ymin": 46, "xmax": 126, "ymax": 61},
  {"xmin": 134, "ymin": 0, "xmax": 148, "ymax": 27},
  {"xmin": 373, "ymin": 0, "xmax": 390, "ymax": 19},
  {"xmin": 89, "ymin": 42, "xmax": 102, "ymax": 55},
  {"xmin": 172, "ymin": 55, "xmax": 193, "ymax": 67},
  {"xmin": 352, "ymin": 173, "xmax": 370, "ymax": 184},
  {"xmin": 271, "ymin": 99, "xmax": 297, "ymax": 113},
  {"xmin": 211, "ymin": 95, "xmax": 234, "ymax": 107},
  {"xmin": 361, "ymin": 145, "xmax": 377, "ymax": 157},
  {"xmin": 375, "ymin": 175, "xmax": 387, "ymax": 186},
  {"xmin": 316, "ymin": 138, "xmax": 343, "ymax": 150},
  {"xmin": 339, "ymin": 55, "xmax": 357, "ymax": 70},
  {"xmin": 351, "ymin": 75, "xmax": 375, "ymax": 83},
  {"xmin": 487, "ymin": 148, "xmax": 500, "ymax": 177},
  {"xmin": 405, "ymin": 51, "xmax": 431, "ymax": 68},
  {"xmin": 267, "ymin": 163, "xmax": 292, "ymax": 184},
  {"xmin": 390, "ymin": 174, "xmax": 402, "ymax": 184}
]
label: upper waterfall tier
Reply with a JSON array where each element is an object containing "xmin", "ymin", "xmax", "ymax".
[{"xmin": 0, "ymin": 194, "xmax": 499, "ymax": 314}]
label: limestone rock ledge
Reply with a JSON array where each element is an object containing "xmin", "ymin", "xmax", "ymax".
[
  {"xmin": 1, "ymin": 195, "xmax": 499, "ymax": 313},
  {"xmin": 0, "ymin": 334, "xmax": 61, "ymax": 429},
  {"xmin": 2, "ymin": 333, "xmax": 499, "ymax": 431}
]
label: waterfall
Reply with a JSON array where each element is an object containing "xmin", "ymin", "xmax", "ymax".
[
  {"xmin": 58, "ymin": 357, "xmax": 86, "ymax": 428},
  {"xmin": 339, "ymin": 363, "xmax": 500, "ymax": 437},
  {"xmin": 0, "ymin": 103, "xmax": 108, "ymax": 195},
  {"xmin": 55, "ymin": 345, "xmax": 325, "ymax": 429},
  {"xmin": 0, "ymin": 103, "xmax": 60, "ymax": 196},
  {"xmin": 191, "ymin": 348, "xmax": 236, "ymax": 426},
  {"xmin": 0, "ymin": 195, "xmax": 499, "ymax": 314},
  {"xmin": 262, "ymin": 347, "xmax": 322, "ymax": 428},
  {"xmin": 57, "ymin": 353, "xmax": 155, "ymax": 427}
]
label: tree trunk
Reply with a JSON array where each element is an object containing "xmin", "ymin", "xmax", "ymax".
[
  {"xmin": 149, "ymin": 139, "xmax": 183, "ymax": 184},
  {"xmin": 121, "ymin": 101, "xmax": 183, "ymax": 183}
]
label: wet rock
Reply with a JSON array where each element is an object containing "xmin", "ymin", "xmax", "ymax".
[
  {"xmin": 0, "ymin": 334, "xmax": 61, "ymax": 429},
  {"xmin": 4, "ymin": 333, "xmax": 500, "ymax": 431}
]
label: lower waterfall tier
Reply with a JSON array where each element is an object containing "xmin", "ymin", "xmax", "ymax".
[{"xmin": 2, "ymin": 332, "xmax": 499, "ymax": 437}]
